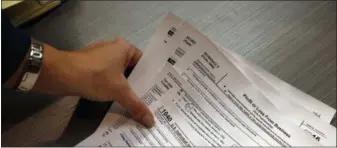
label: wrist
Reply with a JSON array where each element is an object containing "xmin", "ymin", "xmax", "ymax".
[{"xmin": 32, "ymin": 44, "xmax": 78, "ymax": 96}]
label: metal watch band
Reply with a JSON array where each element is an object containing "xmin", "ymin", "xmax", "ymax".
[{"xmin": 17, "ymin": 42, "xmax": 44, "ymax": 92}]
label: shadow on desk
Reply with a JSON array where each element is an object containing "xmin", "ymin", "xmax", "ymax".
[
  {"xmin": 40, "ymin": 99, "xmax": 112, "ymax": 146},
  {"xmin": 1, "ymin": 88, "xmax": 58, "ymax": 132}
]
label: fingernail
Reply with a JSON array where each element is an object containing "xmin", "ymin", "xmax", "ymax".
[{"xmin": 142, "ymin": 113, "xmax": 155, "ymax": 128}]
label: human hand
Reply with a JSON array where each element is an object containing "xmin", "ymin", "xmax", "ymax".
[{"xmin": 33, "ymin": 38, "xmax": 155, "ymax": 128}]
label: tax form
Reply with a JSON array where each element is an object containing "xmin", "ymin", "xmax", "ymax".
[
  {"xmin": 128, "ymin": 13, "xmax": 335, "ymax": 124},
  {"xmin": 127, "ymin": 13, "xmax": 335, "ymax": 145},
  {"xmin": 78, "ymin": 64, "xmax": 320, "ymax": 146},
  {"xmin": 222, "ymin": 46, "xmax": 336, "ymax": 123},
  {"xmin": 159, "ymin": 20, "xmax": 334, "ymax": 146},
  {"xmin": 216, "ymin": 43, "xmax": 336, "ymax": 146},
  {"xmin": 76, "ymin": 13, "xmax": 335, "ymax": 146}
]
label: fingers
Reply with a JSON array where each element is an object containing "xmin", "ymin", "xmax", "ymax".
[{"xmin": 113, "ymin": 74, "xmax": 155, "ymax": 128}]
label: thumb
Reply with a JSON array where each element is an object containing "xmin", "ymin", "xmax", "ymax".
[{"xmin": 113, "ymin": 74, "xmax": 155, "ymax": 128}]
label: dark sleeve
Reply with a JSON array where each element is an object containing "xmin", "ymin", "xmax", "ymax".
[{"xmin": 1, "ymin": 11, "xmax": 31, "ymax": 84}]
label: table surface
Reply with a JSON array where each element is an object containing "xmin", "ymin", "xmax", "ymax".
[{"xmin": 2, "ymin": 1, "xmax": 336, "ymax": 146}]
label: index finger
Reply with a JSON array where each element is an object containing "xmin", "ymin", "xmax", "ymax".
[{"xmin": 114, "ymin": 74, "xmax": 155, "ymax": 128}]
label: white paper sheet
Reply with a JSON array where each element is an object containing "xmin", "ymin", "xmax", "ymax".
[
  {"xmin": 127, "ymin": 13, "xmax": 184, "ymax": 93},
  {"xmin": 215, "ymin": 43, "xmax": 336, "ymax": 145},
  {"xmin": 222, "ymin": 47, "xmax": 336, "ymax": 123},
  {"xmin": 134, "ymin": 13, "xmax": 336, "ymax": 123},
  {"xmin": 76, "ymin": 13, "xmax": 335, "ymax": 146},
  {"xmin": 163, "ymin": 21, "xmax": 334, "ymax": 146},
  {"xmin": 78, "ymin": 65, "xmax": 320, "ymax": 146},
  {"xmin": 129, "ymin": 13, "xmax": 335, "ymax": 145},
  {"xmin": 136, "ymin": 13, "xmax": 335, "ymax": 145}
]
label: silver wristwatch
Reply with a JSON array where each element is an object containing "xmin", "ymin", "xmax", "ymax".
[{"xmin": 17, "ymin": 42, "xmax": 44, "ymax": 92}]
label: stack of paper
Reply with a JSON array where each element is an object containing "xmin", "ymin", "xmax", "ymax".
[{"xmin": 77, "ymin": 13, "xmax": 336, "ymax": 147}]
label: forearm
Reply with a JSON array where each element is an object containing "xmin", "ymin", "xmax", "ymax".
[{"xmin": 31, "ymin": 44, "xmax": 74, "ymax": 96}]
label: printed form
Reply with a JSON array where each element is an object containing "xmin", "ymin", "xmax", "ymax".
[
  {"xmin": 76, "ymin": 14, "xmax": 335, "ymax": 147},
  {"xmin": 129, "ymin": 13, "xmax": 335, "ymax": 124},
  {"xmin": 221, "ymin": 46, "xmax": 336, "ymax": 123},
  {"xmin": 127, "ymin": 13, "xmax": 334, "ymax": 145},
  {"xmin": 216, "ymin": 43, "xmax": 336, "ymax": 146},
  {"xmin": 78, "ymin": 64, "xmax": 320, "ymax": 146}
]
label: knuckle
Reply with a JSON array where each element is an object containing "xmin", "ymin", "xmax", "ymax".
[
  {"xmin": 129, "ymin": 44, "xmax": 136, "ymax": 51},
  {"xmin": 115, "ymin": 37, "xmax": 129, "ymax": 45},
  {"xmin": 115, "ymin": 38, "xmax": 132, "ymax": 50}
]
